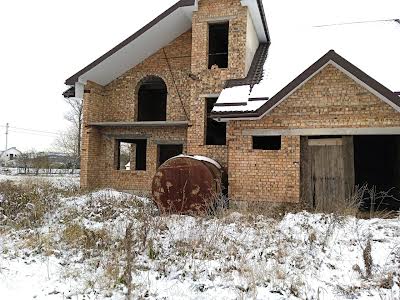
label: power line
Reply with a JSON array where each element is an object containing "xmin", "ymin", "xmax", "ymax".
[
  {"xmin": 8, "ymin": 130, "xmax": 58, "ymax": 138},
  {"xmin": 0, "ymin": 125, "xmax": 58, "ymax": 135},
  {"xmin": 313, "ymin": 18, "xmax": 398, "ymax": 28}
]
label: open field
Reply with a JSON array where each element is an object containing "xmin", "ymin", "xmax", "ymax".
[{"xmin": 0, "ymin": 177, "xmax": 399, "ymax": 299}]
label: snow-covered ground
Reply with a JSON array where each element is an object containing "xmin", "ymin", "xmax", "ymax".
[
  {"xmin": 0, "ymin": 178, "xmax": 399, "ymax": 299},
  {"xmin": 0, "ymin": 173, "xmax": 80, "ymax": 190}
]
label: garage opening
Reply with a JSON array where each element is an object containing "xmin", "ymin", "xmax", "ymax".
[
  {"xmin": 354, "ymin": 135, "xmax": 400, "ymax": 210},
  {"xmin": 158, "ymin": 144, "xmax": 183, "ymax": 167},
  {"xmin": 208, "ymin": 22, "xmax": 229, "ymax": 69},
  {"xmin": 137, "ymin": 76, "xmax": 167, "ymax": 121},
  {"xmin": 116, "ymin": 139, "xmax": 147, "ymax": 171}
]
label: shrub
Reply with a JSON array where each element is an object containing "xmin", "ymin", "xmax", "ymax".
[{"xmin": 0, "ymin": 180, "xmax": 60, "ymax": 228}]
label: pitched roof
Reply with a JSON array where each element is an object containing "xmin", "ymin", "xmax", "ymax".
[
  {"xmin": 212, "ymin": 19, "xmax": 400, "ymax": 118},
  {"xmin": 65, "ymin": 0, "xmax": 270, "ymax": 87}
]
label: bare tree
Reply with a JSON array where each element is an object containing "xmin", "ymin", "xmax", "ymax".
[
  {"xmin": 56, "ymin": 96, "xmax": 83, "ymax": 169},
  {"xmin": 55, "ymin": 125, "xmax": 80, "ymax": 170}
]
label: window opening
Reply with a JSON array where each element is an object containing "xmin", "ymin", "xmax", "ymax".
[{"xmin": 208, "ymin": 22, "xmax": 229, "ymax": 69}]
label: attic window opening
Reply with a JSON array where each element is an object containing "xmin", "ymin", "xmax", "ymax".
[
  {"xmin": 206, "ymin": 98, "xmax": 226, "ymax": 145},
  {"xmin": 116, "ymin": 139, "xmax": 147, "ymax": 171},
  {"xmin": 208, "ymin": 22, "xmax": 229, "ymax": 69},
  {"xmin": 137, "ymin": 76, "xmax": 167, "ymax": 121},
  {"xmin": 253, "ymin": 136, "xmax": 281, "ymax": 150}
]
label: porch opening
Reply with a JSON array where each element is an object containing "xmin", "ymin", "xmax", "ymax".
[
  {"xmin": 158, "ymin": 144, "xmax": 183, "ymax": 167},
  {"xmin": 206, "ymin": 98, "xmax": 226, "ymax": 145},
  {"xmin": 208, "ymin": 22, "xmax": 229, "ymax": 69},
  {"xmin": 116, "ymin": 139, "xmax": 147, "ymax": 171},
  {"xmin": 354, "ymin": 135, "xmax": 400, "ymax": 210},
  {"xmin": 137, "ymin": 76, "xmax": 167, "ymax": 121}
]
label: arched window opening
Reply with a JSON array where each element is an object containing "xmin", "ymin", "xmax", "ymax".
[{"xmin": 137, "ymin": 76, "xmax": 167, "ymax": 121}]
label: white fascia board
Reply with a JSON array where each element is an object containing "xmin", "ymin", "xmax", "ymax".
[
  {"xmin": 78, "ymin": 6, "xmax": 196, "ymax": 86},
  {"xmin": 240, "ymin": 0, "xmax": 268, "ymax": 42}
]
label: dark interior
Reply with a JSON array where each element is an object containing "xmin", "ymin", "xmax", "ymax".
[
  {"xmin": 206, "ymin": 98, "xmax": 226, "ymax": 145},
  {"xmin": 158, "ymin": 144, "xmax": 183, "ymax": 167},
  {"xmin": 137, "ymin": 76, "xmax": 167, "ymax": 121},
  {"xmin": 253, "ymin": 136, "xmax": 282, "ymax": 150},
  {"xmin": 208, "ymin": 22, "xmax": 229, "ymax": 69},
  {"xmin": 354, "ymin": 135, "xmax": 400, "ymax": 210}
]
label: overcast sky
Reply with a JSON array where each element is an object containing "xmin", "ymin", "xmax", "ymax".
[{"xmin": 0, "ymin": 0, "xmax": 399, "ymax": 152}]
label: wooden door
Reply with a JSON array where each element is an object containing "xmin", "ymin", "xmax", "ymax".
[{"xmin": 309, "ymin": 138, "xmax": 346, "ymax": 211}]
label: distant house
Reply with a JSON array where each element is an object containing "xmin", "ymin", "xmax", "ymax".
[{"xmin": 0, "ymin": 147, "xmax": 22, "ymax": 167}]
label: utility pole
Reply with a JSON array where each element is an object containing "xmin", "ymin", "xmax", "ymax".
[{"xmin": 5, "ymin": 123, "xmax": 9, "ymax": 151}]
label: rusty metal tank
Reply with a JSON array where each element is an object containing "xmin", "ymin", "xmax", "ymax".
[{"xmin": 152, "ymin": 155, "xmax": 222, "ymax": 215}]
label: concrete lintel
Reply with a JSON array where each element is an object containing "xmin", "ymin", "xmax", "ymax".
[
  {"xmin": 154, "ymin": 140, "xmax": 185, "ymax": 145},
  {"xmin": 89, "ymin": 121, "xmax": 189, "ymax": 128},
  {"xmin": 104, "ymin": 134, "xmax": 151, "ymax": 140},
  {"xmin": 243, "ymin": 127, "xmax": 400, "ymax": 136}
]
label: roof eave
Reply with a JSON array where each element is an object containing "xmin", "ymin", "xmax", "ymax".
[{"xmin": 65, "ymin": 0, "xmax": 197, "ymax": 86}]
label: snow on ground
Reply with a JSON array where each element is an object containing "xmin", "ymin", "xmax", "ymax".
[
  {"xmin": 0, "ymin": 178, "xmax": 399, "ymax": 299},
  {"xmin": 0, "ymin": 173, "xmax": 80, "ymax": 190}
]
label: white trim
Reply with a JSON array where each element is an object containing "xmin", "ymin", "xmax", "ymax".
[
  {"xmin": 240, "ymin": 0, "xmax": 268, "ymax": 42},
  {"xmin": 243, "ymin": 127, "xmax": 400, "ymax": 136},
  {"xmin": 200, "ymin": 93, "xmax": 220, "ymax": 98}
]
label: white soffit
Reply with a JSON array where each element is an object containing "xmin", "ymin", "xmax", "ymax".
[
  {"xmin": 79, "ymin": 6, "xmax": 196, "ymax": 86},
  {"xmin": 241, "ymin": 0, "xmax": 268, "ymax": 42}
]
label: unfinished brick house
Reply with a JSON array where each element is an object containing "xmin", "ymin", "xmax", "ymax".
[{"xmin": 64, "ymin": 0, "xmax": 400, "ymax": 209}]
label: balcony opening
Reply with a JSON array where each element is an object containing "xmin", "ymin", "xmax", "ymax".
[
  {"xmin": 208, "ymin": 22, "xmax": 229, "ymax": 69},
  {"xmin": 117, "ymin": 139, "xmax": 147, "ymax": 171},
  {"xmin": 137, "ymin": 76, "xmax": 167, "ymax": 121},
  {"xmin": 206, "ymin": 98, "xmax": 226, "ymax": 145}
]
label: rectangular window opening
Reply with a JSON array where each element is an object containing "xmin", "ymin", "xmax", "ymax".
[
  {"xmin": 117, "ymin": 139, "xmax": 147, "ymax": 171},
  {"xmin": 208, "ymin": 22, "xmax": 229, "ymax": 69},
  {"xmin": 253, "ymin": 136, "xmax": 281, "ymax": 150},
  {"xmin": 206, "ymin": 98, "xmax": 226, "ymax": 145},
  {"xmin": 158, "ymin": 144, "xmax": 183, "ymax": 167}
]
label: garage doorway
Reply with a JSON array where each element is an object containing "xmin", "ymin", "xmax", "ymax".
[
  {"xmin": 302, "ymin": 135, "xmax": 400, "ymax": 211},
  {"xmin": 354, "ymin": 135, "xmax": 400, "ymax": 210}
]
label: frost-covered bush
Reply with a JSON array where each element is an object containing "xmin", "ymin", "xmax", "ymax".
[{"xmin": 0, "ymin": 180, "xmax": 60, "ymax": 228}]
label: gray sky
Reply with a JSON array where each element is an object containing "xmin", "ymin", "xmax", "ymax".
[{"xmin": 0, "ymin": 0, "xmax": 399, "ymax": 152}]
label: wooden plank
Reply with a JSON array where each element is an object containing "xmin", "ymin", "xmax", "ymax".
[{"xmin": 308, "ymin": 138, "xmax": 343, "ymax": 146}]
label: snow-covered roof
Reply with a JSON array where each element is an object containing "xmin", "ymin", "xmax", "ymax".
[{"xmin": 213, "ymin": 19, "xmax": 400, "ymax": 119}]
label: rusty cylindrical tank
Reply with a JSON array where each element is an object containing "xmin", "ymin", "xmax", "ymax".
[{"xmin": 152, "ymin": 155, "xmax": 222, "ymax": 215}]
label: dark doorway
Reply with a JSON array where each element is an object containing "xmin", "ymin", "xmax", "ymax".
[
  {"xmin": 354, "ymin": 135, "xmax": 400, "ymax": 210},
  {"xmin": 158, "ymin": 144, "xmax": 183, "ymax": 167},
  {"xmin": 206, "ymin": 98, "xmax": 226, "ymax": 145},
  {"xmin": 208, "ymin": 22, "xmax": 229, "ymax": 69},
  {"xmin": 137, "ymin": 76, "xmax": 167, "ymax": 121}
]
